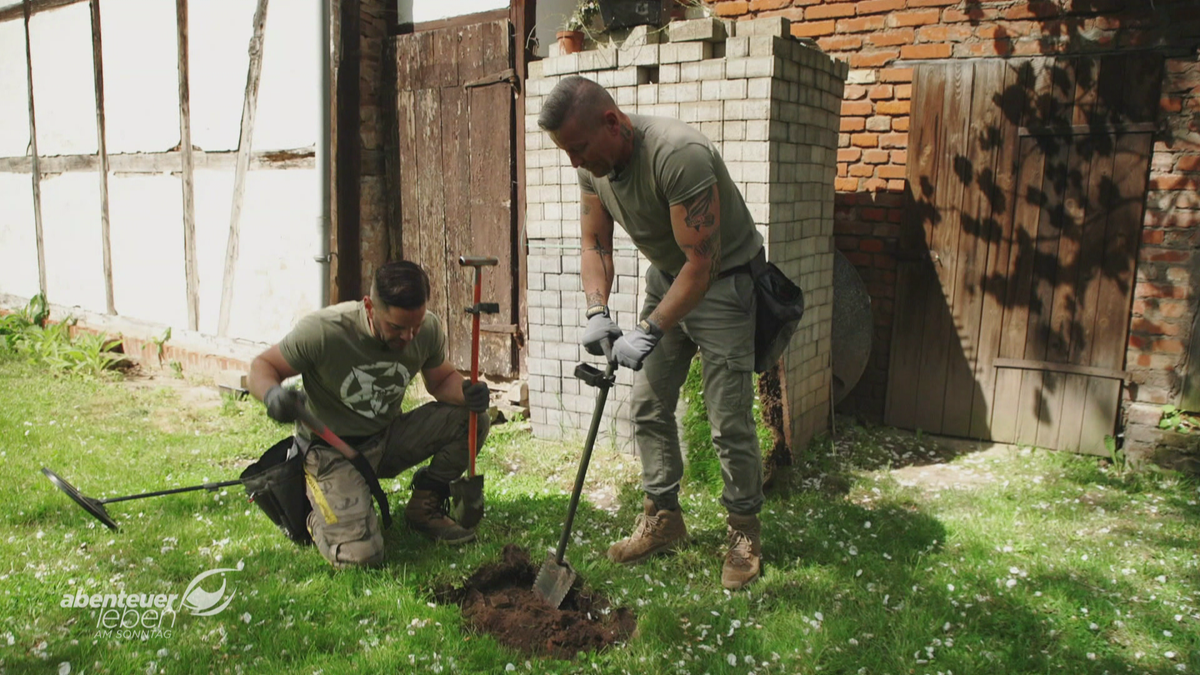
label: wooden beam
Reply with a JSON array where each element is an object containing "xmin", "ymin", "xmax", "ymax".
[
  {"xmin": 0, "ymin": 0, "xmax": 84, "ymax": 23},
  {"xmin": 0, "ymin": 148, "xmax": 315, "ymax": 173},
  {"xmin": 176, "ymin": 0, "xmax": 199, "ymax": 330},
  {"xmin": 334, "ymin": 0, "xmax": 362, "ymax": 302},
  {"xmin": 403, "ymin": 7, "xmax": 509, "ymax": 34},
  {"xmin": 217, "ymin": 0, "xmax": 269, "ymax": 337},
  {"xmin": 512, "ymin": 0, "xmax": 535, "ymax": 378},
  {"xmin": 89, "ymin": 0, "xmax": 113, "ymax": 315},
  {"xmin": 993, "ymin": 357, "xmax": 1131, "ymax": 383},
  {"xmin": 22, "ymin": 0, "xmax": 46, "ymax": 297}
]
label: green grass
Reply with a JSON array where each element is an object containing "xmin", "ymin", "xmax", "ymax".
[{"xmin": 1, "ymin": 354, "xmax": 1198, "ymax": 675}]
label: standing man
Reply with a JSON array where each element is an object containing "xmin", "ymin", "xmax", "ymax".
[
  {"xmin": 538, "ymin": 75, "xmax": 766, "ymax": 589},
  {"xmin": 248, "ymin": 261, "xmax": 490, "ymax": 569}
]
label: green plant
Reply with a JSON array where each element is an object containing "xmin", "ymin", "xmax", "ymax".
[
  {"xmin": 0, "ymin": 293, "xmax": 50, "ymax": 350},
  {"xmin": 151, "ymin": 326, "xmax": 172, "ymax": 367},
  {"xmin": 170, "ymin": 360, "xmax": 184, "ymax": 379},
  {"xmin": 564, "ymin": 0, "xmax": 600, "ymax": 32}
]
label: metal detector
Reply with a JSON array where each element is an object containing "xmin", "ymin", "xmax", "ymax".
[{"xmin": 41, "ymin": 467, "xmax": 241, "ymax": 531}]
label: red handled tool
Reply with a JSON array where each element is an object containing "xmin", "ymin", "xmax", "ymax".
[{"xmin": 450, "ymin": 255, "xmax": 498, "ymax": 529}]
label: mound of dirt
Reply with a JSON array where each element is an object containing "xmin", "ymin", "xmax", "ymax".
[{"xmin": 437, "ymin": 544, "xmax": 637, "ymax": 659}]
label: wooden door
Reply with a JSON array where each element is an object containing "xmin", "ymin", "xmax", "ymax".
[
  {"xmin": 393, "ymin": 20, "xmax": 518, "ymax": 377},
  {"xmin": 886, "ymin": 55, "xmax": 1160, "ymax": 453}
]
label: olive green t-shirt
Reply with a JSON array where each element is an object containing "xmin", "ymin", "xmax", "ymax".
[
  {"xmin": 578, "ymin": 114, "xmax": 762, "ymax": 277},
  {"xmin": 277, "ymin": 301, "xmax": 446, "ymax": 440}
]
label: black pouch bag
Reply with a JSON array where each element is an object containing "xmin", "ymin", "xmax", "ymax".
[
  {"xmin": 749, "ymin": 249, "xmax": 806, "ymax": 373},
  {"xmin": 240, "ymin": 437, "xmax": 313, "ymax": 546}
]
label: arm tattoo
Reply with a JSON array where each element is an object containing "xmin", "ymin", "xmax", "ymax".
[
  {"xmin": 682, "ymin": 186, "xmax": 717, "ymax": 232},
  {"xmin": 582, "ymin": 200, "xmax": 592, "ymax": 216},
  {"xmin": 585, "ymin": 234, "xmax": 614, "ymax": 301},
  {"xmin": 587, "ymin": 291, "xmax": 606, "ymax": 308}
]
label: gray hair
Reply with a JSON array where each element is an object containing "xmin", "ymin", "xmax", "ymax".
[{"xmin": 537, "ymin": 75, "xmax": 617, "ymax": 132}]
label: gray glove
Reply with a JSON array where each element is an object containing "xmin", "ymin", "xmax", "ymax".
[
  {"xmin": 611, "ymin": 319, "xmax": 663, "ymax": 371},
  {"xmin": 462, "ymin": 380, "xmax": 490, "ymax": 413},
  {"xmin": 264, "ymin": 385, "xmax": 308, "ymax": 424},
  {"xmin": 582, "ymin": 306, "xmax": 622, "ymax": 356}
]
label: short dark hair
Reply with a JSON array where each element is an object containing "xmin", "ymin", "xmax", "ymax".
[
  {"xmin": 372, "ymin": 261, "xmax": 430, "ymax": 310},
  {"xmin": 538, "ymin": 75, "xmax": 616, "ymax": 132}
]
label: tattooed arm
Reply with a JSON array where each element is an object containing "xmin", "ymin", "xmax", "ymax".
[
  {"xmin": 580, "ymin": 191, "xmax": 616, "ymax": 309},
  {"xmin": 646, "ymin": 182, "xmax": 722, "ymax": 332}
]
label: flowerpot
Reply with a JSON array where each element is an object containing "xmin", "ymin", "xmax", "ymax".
[
  {"xmin": 556, "ymin": 30, "xmax": 584, "ymax": 55},
  {"xmin": 599, "ymin": 0, "xmax": 665, "ymax": 30}
]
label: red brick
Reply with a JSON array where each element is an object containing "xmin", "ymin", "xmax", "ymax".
[
  {"xmin": 843, "ymin": 84, "xmax": 868, "ymax": 101},
  {"xmin": 887, "ymin": 9, "xmax": 940, "ymax": 27},
  {"xmin": 807, "ymin": 3, "xmax": 856, "ymax": 19},
  {"xmin": 851, "ymin": 49, "xmax": 901, "ymax": 68},
  {"xmin": 1142, "ymin": 229, "xmax": 1165, "ymax": 245},
  {"xmin": 1149, "ymin": 175, "xmax": 1198, "ymax": 191},
  {"xmin": 841, "ymin": 116, "xmax": 866, "ymax": 132},
  {"xmin": 887, "ymin": 179, "xmax": 907, "ymax": 192},
  {"xmin": 891, "ymin": 150, "xmax": 908, "ymax": 164},
  {"xmin": 714, "ymin": 1, "xmax": 749, "ymax": 16},
  {"xmin": 907, "ymin": 0, "xmax": 957, "ymax": 6},
  {"xmin": 792, "ymin": 19, "xmax": 836, "ymax": 37},
  {"xmin": 1144, "ymin": 249, "xmax": 1192, "ymax": 264},
  {"xmin": 880, "ymin": 67, "xmax": 914, "ymax": 83},
  {"xmin": 870, "ymin": 29, "xmax": 916, "ymax": 46},
  {"xmin": 943, "ymin": 6, "xmax": 999, "ymax": 22},
  {"xmin": 901, "ymin": 43, "xmax": 952, "ymax": 59},
  {"xmin": 860, "ymin": 238, "xmax": 886, "ymax": 252},
  {"xmin": 918, "ymin": 24, "xmax": 973, "ymax": 42},
  {"xmin": 852, "ymin": 133, "xmax": 880, "ymax": 148},
  {"xmin": 850, "ymin": 163, "xmax": 875, "ymax": 177},
  {"xmin": 1161, "ymin": 97, "xmax": 1184, "ymax": 113},
  {"xmin": 836, "ymin": 177, "xmax": 860, "ymax": 191},
  {"xmin": 837, "ymin": 15, "xmax": 887, "ymax": 33},
  {"xmin": 878, "ymin": 165, "xmax": 907, "ymax": 179},
  {"xmin": 866, "ymin": 116, "xmax": 893, "ymax": 132},
  {"xmin": 880, "ymin": 132, "xmax": 908, "ymax": 148},
  {"xmin": 868, "ymin": 84, "xmax": 894, "ymax": 100},
  {"xmin": 1004, "ymin": 1, "xmax": 1059, "ymax": 20},
  {"xmin": 842, "ymin": 100, "xmax": 874, "ymax": 116},
  {"xmin": 861, "ymin": 208, "xmax": 887, "ymax": 222},
  {"xmin": 838, "ymin": 163, "xmax": 849, "ymax": 177},
  {"xmin": 839, "ymin": 148, "xmax": 863, "ymax": 162},
  {"xmin": 892, "ymin": 116, "xmax": 910, "ymax": 131},
  {"xmin": 818, "ymin": 35, "xmax": 863, "ymax": 51},
  {"xmin": 895, "ymin": 84, "xmax": 912, "ymax": 99},
  {"xmin": 761, "ymin": 7, "xmax": 808, "ymax": 21},
  {"xmin": 1160, "ymin": 300, "xmax": 1188, "ymax": 318},
  {"xmin": 863, "ymin": 149, "xmax": 889, "ymax": 164},
  {"xmin": 865, "ymin": 177, "xmax": 889, "ymax": 191},
  {"xmin": 845, "ymin": 250, "xmax": 873, "ymax": 266},
  {"xmin": 748, "ymin": 0, "xmax": 791, "ymax": 10},
  {"xmin": 1136, "ymin": 282, "xmax": 1187, "ymax": 299},
  {"xmin": 1153, "ymin": 339, "xmax": 1185, "ymax": 354},
  {"xmin": 877, "ymin": 100, "xmax": 911, "ymax": 115},
  {"xmin": 962, "ymin": 40, "xmax": 1014, "ymax": 57},
  {"xmin": 856, "ymin": 0, "xmax": 905, "ymax": 14}
]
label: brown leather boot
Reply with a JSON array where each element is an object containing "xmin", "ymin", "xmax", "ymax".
[
  {"xmin": 722, "ymin": 513, "xmax": 762, "ymax": 590},
  {"xmin": 405, "ymin": 489, "xmax": 476, "ymax": 544},
  {"xmin": 606, "ymin": 497, "xmax": 687, "ymax": 564}
]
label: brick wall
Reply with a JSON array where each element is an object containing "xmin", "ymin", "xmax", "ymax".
[
  {"xmin": 703, "ymin": 0, "xmax": 1200, "ymax": 423},
  {"xmin": 523, "ymin": 18, "xmax": 846, "ymax": 451},
  {"xmin": 1124, "ymin": 50, "xmax": 1200, "ymax": 465}
]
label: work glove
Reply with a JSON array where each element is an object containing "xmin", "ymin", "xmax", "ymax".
[
  {"xmin": 581, "ymin": 305, "xmax": 622, "ymax": 356},
  {"xmin": 462, "ymin": 380, "xmax": 490, "ymax": 413},
  {"xmin": 611, "ymin": 319, "xmax": 663, "ymax": 371},
  {"xmin": 264, "ymin": 385, "xmax": 308, "ymax": 424}
]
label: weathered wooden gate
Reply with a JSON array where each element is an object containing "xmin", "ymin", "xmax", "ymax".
[
  {"xmin": 392, "ymin": 19, "xmax": 518, "ymax": 377},
  {"xmin": 886, "ymin": 55, "xmax": 1160, "ymax": 454}
]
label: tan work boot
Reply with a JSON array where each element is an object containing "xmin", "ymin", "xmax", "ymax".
[
  {"xmin": 405, "ymin": 489, "xmax": 476, "ymax": 544},
  {"xmin": 722, "ymin": 513, "xmax": 762, "ymax": 590},
  {"xmin": 606, "ymin": 497, "xmax": 687, "ymax": 564}
]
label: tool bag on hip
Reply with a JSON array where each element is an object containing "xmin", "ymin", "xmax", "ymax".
[
  {"xmin": 240, "ymin": 437, "xmax": 313, "ymax": 546},
  {"xmin": 749, "ymin": 248, "xmax": 806, "ymax": 374}
]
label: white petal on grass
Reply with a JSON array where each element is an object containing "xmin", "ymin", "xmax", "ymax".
[
  {"xmin": 727, "ymin": 654, "xmax": 737, "ymax": 666},
  {"xmin": 241, "ymin": 612, "xmax": 251, "ymax": 624},
  {"xmin": 1006, "ymin": 579, "xmax": 1017, "ymax": 588},
  {"xmin": 58, "ymin": 663, "xmax": 70, "ymax": 675},
  {"xmin": 505, "ymin": 664, "xmax": 516, "ymax": 672}
]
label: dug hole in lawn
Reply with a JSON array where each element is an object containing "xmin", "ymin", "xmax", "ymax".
[{"xmin": 435, "ymin": 544, "xmax": 637, "ymax": 659}]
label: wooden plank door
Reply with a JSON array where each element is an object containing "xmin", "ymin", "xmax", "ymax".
[
  {"xmin": 886, "ymin": 55, "xmax": 1159, "ymax": 453},
  {"xmin": 393, "ymin": 20, "xmax": 518, "ymax": 377}
]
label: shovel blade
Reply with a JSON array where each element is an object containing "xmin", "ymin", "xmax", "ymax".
[
  {"xmin": 533, "ymin": 556, "xmax": 576, "ymax": 609},
  {"xmin": 42, "ymin": 467, "xmax": 120, "ymax": 530},
  {"xmin": 448, "ymin": 474, "xmax": 485, "ymax": 529}
]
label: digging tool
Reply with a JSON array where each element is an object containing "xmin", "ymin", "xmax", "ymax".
[
  {"xmin": 450, "ymin": 255, "xmax": 499, "ymax": 529},
  {"xmin": 534, "ymin": 341, "xmax": 617, "ymax": 608},
  {"xmin": 41, "ymin": 467, "xmax": 241, "ymax": 531}
]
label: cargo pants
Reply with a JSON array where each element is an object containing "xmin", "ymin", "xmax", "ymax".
[
  {"xmin": 301, "ymin": 402, "xmax": 489, "ymax": 568},
  {"xmin": 633, "ymin": 265, "xmax": 763, "ymax": 516}
]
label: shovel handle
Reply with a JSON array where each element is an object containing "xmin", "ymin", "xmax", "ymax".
[
  {"xmin": 294, "ymin": 407, "xmax": 359, "ymax": 461},
  {"xmin": 553, "ymin": 355, "xmax": 616, "ymax": 565},
  {"xmin": 464, "ymin": 258, "xmax": 488, "ymax": 478}
]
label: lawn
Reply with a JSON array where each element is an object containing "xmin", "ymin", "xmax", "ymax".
[{"xmin": 0, "ymin": 354, "xmax": 1197, "ymax": 675}]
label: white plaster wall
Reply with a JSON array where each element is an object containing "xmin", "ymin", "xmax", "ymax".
[
  {"xmin": 189, "ymin": 0, "xmax": 257, "ymax": 152},
  {"xmin": 194, "ymin": 170, "xmax": 236, "ymax": 335},
  {"xmin": 107, "ymin": 175, "xmax": 190, "ymax": 329},
  {"xmin": 28, "ymin": 4, "xmax": 96, "ymax": 156},
  {"xmin": 0, "ymin": 21, "xmax": 30, "ymax": 157},
  {"xmin": 226, "ymin": 169, "xmax": 321, "ymax": 343},
  {"xmin": 410, "ymin": 0, "xmax": 508, "ymax": 23},
  {"xmin": 99, "ymin": 0, "xmax": 181, "ymax": 153},
  {"xmin": 39, "ymin": 173, "xmax": 106, "ymax": 313},
  {"xmin": 0, "ymin": 174, "xmax": 39, "ymax": 299},
  {"xmin": 254, "ymin": 0, "xmax": 317, "ymax": 151}
]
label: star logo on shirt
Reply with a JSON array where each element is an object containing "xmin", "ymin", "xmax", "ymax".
[{"xmin": 339, "ymin": 362, "xmax": 411, "ymax": 419}]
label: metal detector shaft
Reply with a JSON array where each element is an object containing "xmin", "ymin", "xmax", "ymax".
[
  {"xmin": 99, "ymin": 479, "xmax": 243, "ymax": 505},
  {"xmin": 553, "ymin": 354, "xmax": 615, "ymax": 566}
]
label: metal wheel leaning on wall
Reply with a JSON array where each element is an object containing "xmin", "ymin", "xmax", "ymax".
[{"xmin": 537, "ymin": 74, "xmax": 799, "ymax": 590}]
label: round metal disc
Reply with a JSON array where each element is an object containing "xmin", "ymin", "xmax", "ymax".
[{"xmin": 42, "ymin": 467, "xmax": 119, "ymax": 530}]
